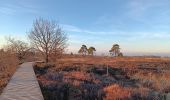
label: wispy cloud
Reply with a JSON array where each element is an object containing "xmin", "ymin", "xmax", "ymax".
[
  {"xmin": 62, "ymin": 24, "xmax": 83, "ymax": 33},
  {"xmin": 0, "ymin": 0, "xmax": 39, "ymax": 15},
  {"xmin": 127, "ymin": 0, "xmax": 151, "ymax": 17},
  {"xmin": 127, "ymin": 0, "xmax": 170, "ymax": 19},
  {"xmin": 62, "ymin": 24, "xmax": 132, "ymax": 37},
  {"xmin": 0, "ymin": 6, "xmax": 16, "ymax": 15},
  {"xmin": 62, "ymin": 24, "xmax": 170, "ymax": 40}
]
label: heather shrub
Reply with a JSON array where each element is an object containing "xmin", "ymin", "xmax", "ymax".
[
  {"xmin": 34, "ymin": 63, "xmax": 55, "ymax": 75},
  {"xmin": 34, "ymin": 58, "xmax": 170, "ymax": 100},
  {"xmin": 131, "ymin": 71, "xmax": 170, "ymax": 93},
  {"xmin": 103, "ymin": 84, "xmax": 132, "ymax": 100}
]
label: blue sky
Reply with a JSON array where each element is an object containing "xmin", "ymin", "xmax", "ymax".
[{"xmin": 0, "ymin": 0, "xmax": 170, "ymax": 56}]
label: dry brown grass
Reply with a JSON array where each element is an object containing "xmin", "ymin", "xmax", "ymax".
[
  {"xmin": 103, "ymin": 80, "xmax": 150, "ymax": 100},
  {"xmin": 0, "ymin": 51, "xmax": 18, "ymax": 94},
  {"xmin": 58, "ymin": 54, "xmax": 170, "ymax": 67},
  {"xmin": 34, "ymin": 54, "xmax": 170, "ymax": 100},
  {"xmin": 131, "ymin": 71, "xmax": 170, "ymax": 93},
  {"xmin": 103, "ymin": 84, "xmax": 132, "ymax": 100}
]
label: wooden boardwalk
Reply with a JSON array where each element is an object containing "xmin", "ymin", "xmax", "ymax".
[{"xmin": 0, "ymin": 62, "xmax": 44, "ymax": 100}]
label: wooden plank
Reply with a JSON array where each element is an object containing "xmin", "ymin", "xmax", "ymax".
[{"xmin": 0, "ymin": 62, "xmax": 44, "ymax": 100}]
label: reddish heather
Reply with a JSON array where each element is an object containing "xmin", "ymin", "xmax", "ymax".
[{"xmin": 34, "ymin": 55, "xmax": 170, "ymax": 100}]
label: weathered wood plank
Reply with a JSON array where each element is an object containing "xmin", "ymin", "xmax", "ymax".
[{"xmin": 0, "ymin": 62, "xmax": 44, "ymax": 100}]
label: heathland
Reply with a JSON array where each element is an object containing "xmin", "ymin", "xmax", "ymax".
[{"xmin": 34, "ymin": 55, "xmax": 170, "ymax": 100}]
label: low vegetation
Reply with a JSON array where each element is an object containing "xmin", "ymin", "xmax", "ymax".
[
  {"xmin": 0, "ymin": 50, "xmax": 19, "ymax": 94},
  {"xmin": 34, "ymin": 55, "xmax": 170, "ymax": 100}
]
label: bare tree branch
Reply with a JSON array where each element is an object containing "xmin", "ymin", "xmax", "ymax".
[{"xmin": 28, "ymin": 18, "xmax": 68, "ymax": 63}]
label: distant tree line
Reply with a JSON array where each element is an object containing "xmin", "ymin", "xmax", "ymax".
[
  {"xmin": 78, "ymin": 44, "xmax": 123, "ymax": 57},
  {"xmin": 2, "ymin": 17, "xmax": 124, "ymax": 64},
  {"xmin": 78, "ymin": 45, "xmax": 96, "ymax": 56}
]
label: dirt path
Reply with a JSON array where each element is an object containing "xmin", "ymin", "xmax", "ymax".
[{"xmin": 0, "ymin": 62, "xmax": 44, "ymax": 100}]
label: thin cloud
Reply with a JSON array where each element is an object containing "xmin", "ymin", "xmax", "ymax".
[
  {"xmin": 0, "ymin": 7, "xmax": 16, "ymax": 15},
  {"xmin": 62, "ymin": 24, "xmax": 132, "ymax": 37},
  {"xmin": 62, "ymin": 24, "xmax": 83, "ymax": 33},
  {"xmin": 0, "ymin": 0, "xmax": 39, "ymax": 15},
  {"xmin": 63, "ymin": 24, "xmax": 170, "ymax": 40},
  {"xmin": 127, "ymin": 0, "xmax": 170, "ymax": 18}
]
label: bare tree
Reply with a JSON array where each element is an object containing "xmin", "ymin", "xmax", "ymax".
[
  {"xmin": 6, "ymin": 37, "xmax": 29, "ymax": 61},
  {"xmin": 28, "ymin": 18, "xmax": 67, "ymax": 63}
]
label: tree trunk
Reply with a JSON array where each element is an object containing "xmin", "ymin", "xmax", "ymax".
[
  {"xmin": 45, "ymin": 56, "xmax": 48, "ymax": 63},
  {"xmin": 45, "ymin": 50, "xmax": 48, "ymax": 63}
]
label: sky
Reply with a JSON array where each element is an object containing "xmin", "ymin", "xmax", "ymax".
[{"xmin": 0, "ymin": 0, "xmax": 170, "ymax": 56}]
